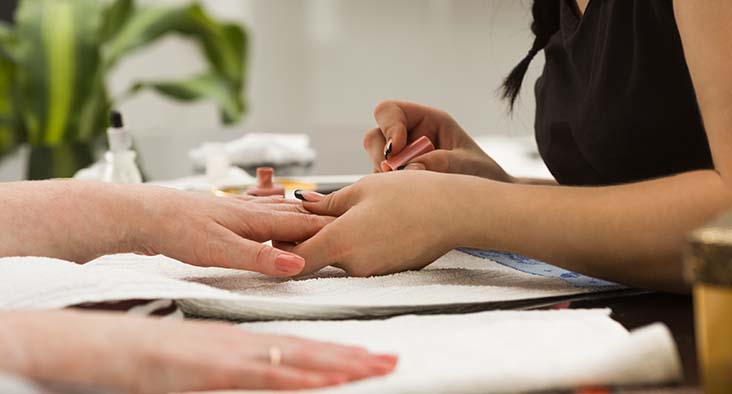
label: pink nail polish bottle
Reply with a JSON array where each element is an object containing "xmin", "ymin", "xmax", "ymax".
[
  {"xmin": 380, "ymin": 136, "xmax": 435, "ymax": 172},
  {"xmin": 247, "ymin": 167, "xmax": 286, "ymax": 197}
]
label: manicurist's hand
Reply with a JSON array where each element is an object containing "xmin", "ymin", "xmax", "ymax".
[
  {"xmin": 0, "ymin": 180, "xmax": 331, "ymax": 277},
  {"xmin": 0, "ymin": 310, "xmax": 397, "ymax": 393},
  {"xmin": 291, "ymin": 171, "xmax": 469, "ymax": 276},
  {"xmin": 364, "ymin": 100, "xmax": 514, "ymax": 181}
]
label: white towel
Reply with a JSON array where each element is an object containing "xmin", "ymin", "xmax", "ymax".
[
  {"xmin": 189, "ymin": 132, "xmax": 317, "ymax": 168},
  {"xmin": 236, "ymin": 310, "xmax": 682, "ymax": 394},
  {"xmin": 0, "ymin": 249, "xmax": 621, "ymax": 320},
  {"xmin": 0, "ymin": 256, "xmax": 682, "ymax": 393},
  {"xmin": 89, "ymin": 250, "xmax": 623, "ymax": 320}
]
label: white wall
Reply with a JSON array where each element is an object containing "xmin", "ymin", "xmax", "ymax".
[
  {"xmin": 113, "ymin": 0, "xmax": 541, "ymax": 133},
  {"xmin": 0, "ymin": 0, "xmax": 544, "ymax": 180}
]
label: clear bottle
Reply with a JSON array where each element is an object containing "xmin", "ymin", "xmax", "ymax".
[{"xmin": 102, "ymin": 111, "xmax": 143, "ymax": 184}]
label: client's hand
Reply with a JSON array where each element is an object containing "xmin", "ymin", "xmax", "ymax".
[
  {"xmin": 290, "ymin": 171, "xmax": 467, "ymax": 277},
  {"xmin": 0, "ymin": 310, "xmax": 397, "ymax": 393},
  {"xmin": 125, "ymin": 184, "xmax": 332, "ymax": 277},
  {"xmin": 364, "ymin": 100, "xmax": 514, "ymax": 181},
  {"xmin": 0, "ymin": 181, "xmax": 331, "ymax": 277}
]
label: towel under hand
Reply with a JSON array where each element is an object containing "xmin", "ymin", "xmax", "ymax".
[
  {"xmin": 238, "ymin": 309, "xmax": 682, "ymax": 394},
  {"xmin": 0, "ymin": 250, "xmax": 624, "ymax": 320},
  {"xmin": 81, "ymin": 250, "xmax": 623, "ymax": 320}
]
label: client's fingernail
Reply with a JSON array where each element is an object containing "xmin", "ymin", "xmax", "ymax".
[
  {"xmin": 275, "ymin": 254, "xmax": 305, "ymax": 274},
  {"xmin": 404, "ymin": 163, "xmax": 426, "ymax": 171},
  {"xmin": 294, "ymin": 190, "xmax": 326, "ymax": 202},
  {"xmin": 376, "ymin": 354, "xmax": 399, "ymax": 364},
  {"xmin": 384, "ymin": 140, "xmax": 393, "ymax": 159}
]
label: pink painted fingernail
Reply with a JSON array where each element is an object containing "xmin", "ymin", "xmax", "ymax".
[
  {"xmin": 376, "ymin": 354, "xmax": 399, "ymax": 363},
  {"xmin": 294, "ymin": 190, "xmax": 326, "ymax": 203},
  {"xmin": 275, "ymin": 254, "xmax": 305, "ymax": 274}
]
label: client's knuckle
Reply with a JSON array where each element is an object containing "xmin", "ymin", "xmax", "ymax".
[
  {"xmin": 206, "ymin": 239, "xmax": 230, "ymax": 266},
  {"xmin": 254, "ymin": 244, "xmax": 274, "ymax": 267}
]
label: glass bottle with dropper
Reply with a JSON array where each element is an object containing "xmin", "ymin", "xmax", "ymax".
[{"xmin": 103, "ymin": 111, "xmax": 143, "ymax": 184}]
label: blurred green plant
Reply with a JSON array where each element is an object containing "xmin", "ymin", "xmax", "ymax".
[{"xmin": 0, "ymin": 0, "xmax": 247, "ymax": 179}]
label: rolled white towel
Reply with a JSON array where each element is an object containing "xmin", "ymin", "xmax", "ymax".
[{"xmin": 189, "ymin": 132, "xmax": 317, "ymax": 168}]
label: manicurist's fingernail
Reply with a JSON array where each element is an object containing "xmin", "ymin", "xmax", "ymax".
[
  {"xmin": 294, "ymin": 190, "xmax": 326, "ymax": 202},
  {"xmin": 384, "ymin": 140, "xmax": 393, "ymax": 160},
  {"xmin": 275, "ymin": 253, "xmax": 305, "ymax": 274},
  {"xmin": 404, "ymin": 163, "xmax": 426, "ymax": 171}
]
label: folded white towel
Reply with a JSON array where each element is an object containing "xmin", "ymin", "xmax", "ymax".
[
  {"xmin": 189, "ymin": 132, "xmax": 317, "ymax": 168},
  {"xmin": 239, "ymin": 310, "xmax": 682, "ymax": 393},
  {"xmin": 80, "ymin": 249, "xmax": 620, "ymax": 320},
  {"xmin": 0, "ymin": 250, "xmax": 622, "ymax": 320}
]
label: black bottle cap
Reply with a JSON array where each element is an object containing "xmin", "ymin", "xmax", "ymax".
[{"xmin": 110, "ymin": 110, "xmax": 124, "ymax": 128}]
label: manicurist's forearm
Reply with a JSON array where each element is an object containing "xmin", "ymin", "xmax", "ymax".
[
  {"xmin": 0, "ymin": 181, "xmax": 134, "ymax": 262},
  {"xmin": 456, "ymin": 170, "xmax": 732, "ymax": 292},
  {"xmin": 511, "ymin": 177, "xmax": 559, "ymax": 186}
]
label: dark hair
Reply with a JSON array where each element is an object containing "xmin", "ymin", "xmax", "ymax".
[{"xmin": 501, "ymin": 0, "xmax": 561, "ymax": 111}]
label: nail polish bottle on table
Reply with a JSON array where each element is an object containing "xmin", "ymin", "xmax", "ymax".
[{"xmin": 247, "ymin": 167, "xmax": 286, "ymax": 197}]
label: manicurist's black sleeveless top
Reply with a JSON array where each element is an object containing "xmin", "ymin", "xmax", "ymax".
[{"xmin": 534, "ymin": 0, "xmax": 713, "ymax": 185}]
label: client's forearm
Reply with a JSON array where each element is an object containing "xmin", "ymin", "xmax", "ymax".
[
  {"xmin": 456, "ymin": 170, "xmax": 732, "ymax": 292},
  {"xmin": 0, "ymin": 311, "xmax": 31, "ymax": 376},
  {"xmin": 0, "ymin": 181, "xmax": 133, "ymax": 262}
]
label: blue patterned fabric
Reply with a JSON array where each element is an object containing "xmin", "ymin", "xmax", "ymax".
[{"xmin": 458, "ymin": 248, "xmax": 623, "ymax": 290}]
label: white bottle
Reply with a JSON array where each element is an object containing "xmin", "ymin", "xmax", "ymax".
[{"xmin": 103, "ymin": 111, "xmax": 143, "ymax": 184}]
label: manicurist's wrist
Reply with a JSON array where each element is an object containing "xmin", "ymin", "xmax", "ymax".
[{"xmin": 446, "ymin": 174, "xmax": 511, "ymax": 250}]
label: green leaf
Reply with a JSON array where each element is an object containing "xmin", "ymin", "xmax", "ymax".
[
  {"xmin": 15, "ymin": 0, "xmax": 105, "ymax": 145},
  {"xmin": 101, "ymin": 0, "xmax": 134, "ymax": 41},
  {"xmin": 130, "ymin": 73, "xmax": 244, "ymax": 124},
  {"xmin": 0, "ymin": 54, "xmax": 21, "ymax": 157},
  {"xmin": 0, "ymin": 22, "xmax": 16, "ymax": 61},
  {"xmin": 104, "ymin": 3, "xmax": 247, "ymax": 125}
]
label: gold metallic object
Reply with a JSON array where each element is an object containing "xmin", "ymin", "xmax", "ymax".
[
  {"xmin": 268, "ymin": 346, "xmax": 282, "ymax": 367},
  {"xmin": 275, "ymin": 179, "xmax": 318, "ymax": 191},
  {"xmin": 685, "ymin": 212, "xmax": 732, "ymax": 394},
  {"xmin": 212, "ymin": 179, "xmax": 318, "ymax": 197}
]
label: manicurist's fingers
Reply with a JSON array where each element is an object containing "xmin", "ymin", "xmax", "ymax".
[
  {"xmin": 294, "ymin": 186, "xmax": 358, "ymax": 217},
  {"xmin": 373, "ymin": 100, "xmax": 444, "ymax": 157},
  {"xmin": 373, "ymin": 101, "xmax": 410, "ymax": 158},
  {"xmin": 265, "ymin": 211, "xmax": 333, "ymax": 241},
  {"xmin": 363, "ymin": 127, "xmax": 388, "ymax": 169},
  {"xmin": 404, "ymin": 149, "xmax": 452, "ymax": 173}
]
